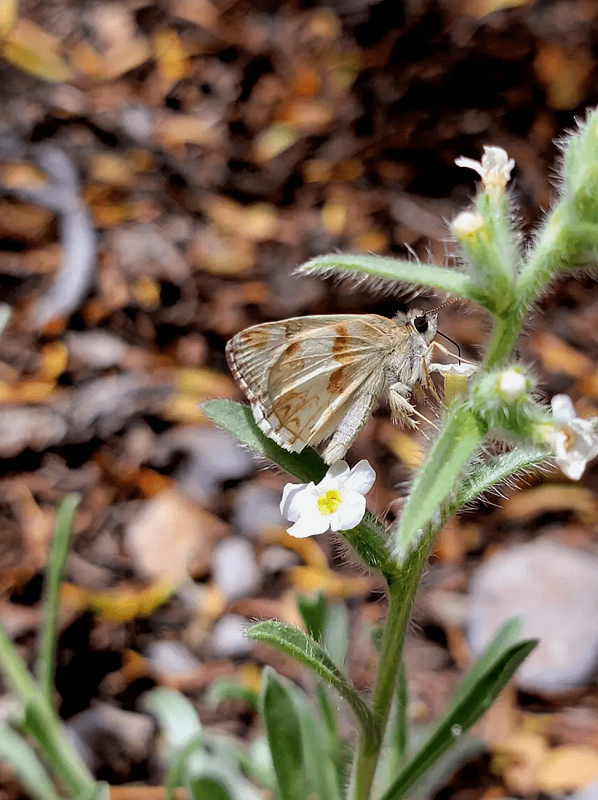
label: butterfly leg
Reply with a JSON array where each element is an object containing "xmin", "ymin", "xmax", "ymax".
[{"xmin": 322, "ymin": 393, "xmax": 377, "ymax": 464}]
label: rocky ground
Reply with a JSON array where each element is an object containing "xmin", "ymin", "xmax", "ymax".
[{"xmin": 2, "ymin": 0, "xmax": 598, "ymax": 797}]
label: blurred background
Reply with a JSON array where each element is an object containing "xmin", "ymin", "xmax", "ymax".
[{"xmin": 2, "ymin": 0, "xmax": 598, "ymax": 796}]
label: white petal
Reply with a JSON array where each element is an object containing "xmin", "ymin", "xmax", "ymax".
[
  {"xmin": 329, "ymin": 492, "xmax": 366, "ymax": 531},
  {"xmin": 551, "ymin": 394, "xmax": 576, "ymax": 424},
  {"xmin": 317, "ymin": 460, "xmax": 349, "ymax": 491},
  {"xmin": 343, "ymin": 460, "xmax": 376, "ymax": 494},
  {"xmin": 429, "ymin": 362, "xmax": 478, "ymax": 377},
  {"xmin": 280, "ymin": 482, "xmax": 316, "ymax": 522},
  {"xmin": 287, "ymin": 511, "xmax": 330, "ymax": 538},
  {"xmin": 455, "ymin": 156, "xmax": 484, "ymax": 176}
]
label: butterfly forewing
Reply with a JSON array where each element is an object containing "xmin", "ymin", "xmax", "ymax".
[{"xmin": 226, "ymin": 315, "xmax": 406, "ymax": 453}]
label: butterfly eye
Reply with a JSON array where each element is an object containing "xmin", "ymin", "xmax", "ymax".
[{"xmin": 413, "ymin": 315, "xmax": 428, "ymax": 334}]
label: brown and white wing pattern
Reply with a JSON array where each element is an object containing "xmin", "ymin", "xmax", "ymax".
[{"xmin": 226, "ymin": 315, "xmax": 403, "ymax": 459}]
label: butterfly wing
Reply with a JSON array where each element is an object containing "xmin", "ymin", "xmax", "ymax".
[{"xmin": 227, "ymin": 315, "xmax": 405, "ymax": 456}]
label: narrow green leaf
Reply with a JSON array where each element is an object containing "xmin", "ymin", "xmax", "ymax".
[
  {"xmin": 186, "ymin": 776, "xmax": 233, "ymax": 800},
  {"xmin": 297, "ymin": 592, "xmax": 328, "ymax": 640},
  {"xmin": 205, "ymin": 679, "xmax": 259, "ymax": 710},
  {"xmin": 394, "ymin": 406, "xmax": 485, "ymax": 561},
  {"xmin": 142, "ymin": 686, "xmax": 202, "ymax": 753},
  {"xmin": 261, "ymin": 669, "xmax": 308, "ymax": 800},
  {"xmin": 379, "ymin": 635, "xmax": 536, "ymax": 800},
  {"xmin": 323, "ymin": 601, "xmax": 350, "ymax": 668},
  {"xmin": 0, "ymin": 722, "xmax": 62, "ymax": 800},
  {"xmin": 457, "ymin": 446, "xmax": 549, "ymax": 508},
  {"xmin": 287, "ymin": 682, "xmax": 342, "ymax": 800},
  {"xmin": 37, "ymin": 494, "xmax": 80, "ymax": 709},
  {"xmin": 203, "ymin": 400, "xmax": 398, "ymax": 580},
  {"xmin": 247, "ymin": 620, "xmax": 375, "ymax": 739},
  {"xmin": 298, "ymin": 253, "xmax": 489, "ymax": 308}
]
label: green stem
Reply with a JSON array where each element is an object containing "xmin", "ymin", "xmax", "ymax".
[
  {"xmin": 0, "ymin": 621, "xmax": 95, "ymax": 796},
  {"xmin": 37, "ymin": 494, "xmax": 80, "ymax": 709},
  {"xmin": 349, "ymin": 541, "xmax": 432, "ymax": 800}
]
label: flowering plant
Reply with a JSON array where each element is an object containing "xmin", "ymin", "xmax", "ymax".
[{"xmin": 203, "ymin": 110, "xmax": 598, "ymax": 800}]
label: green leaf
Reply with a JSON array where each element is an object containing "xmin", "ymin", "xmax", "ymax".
[
  {"xmin": 203, "ymin": 400, "xmax": 398, "ymax": 580},
  {"xmin": 297, "ymin": 592, "xmax": 328, "ymax": 640},
  {"xmin": 457, "ymin": 446, "xmax": 549, "ymax": 508},
  {"xmin": 394, "ymin": 406, "xmax": 485, "ymax": 561},
  {"xmin": 205, "ymin": 679, "xmax": 259, "ymax": 710},
  {"xmin": 323, "ymin": 601, "xmax": 350, "ymax": 668},
  {"xmin": 261, "ymin": 669, "xmax": 308, "ymax": 800},
  {"xmin": 37, "ymin": 494, "xmax": 80, "ymax": 708},
  {"xmin": 186, "ymin": 776, "xmax": 233, "ymax": 800},
  {"xmin": 0, "ymin": 722, "xmax": 62, "ymax": 800},
  {"xmin": 248, "ymin": 620, "xmax": 376, "ymax": 740},
  {"xmin": 143, "ymin": 686, "xmax": 202, "ymax": 751},
  {"xmin": 379, "ymin": 625, "xmax": 537, "ymax": 800},
  {"xmin": 287, "ymin": 682, "xmax": 342, "ymax": 800},
  {"xmin": 298, "ymin": 253, "xmax": 490, "ymax": 308}
]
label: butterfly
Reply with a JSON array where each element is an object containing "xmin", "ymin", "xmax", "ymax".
[{"xmin": 226, "ymin": 309, "xmax": 438, "ymax": 465}]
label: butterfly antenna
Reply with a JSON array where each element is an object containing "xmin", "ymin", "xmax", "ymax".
[
  {"xmin": 436, "ymin": 330, "xmax": 461, "ymax": 362},
  {"xmin": 427, "ymin": 297, "xmax": 458, "ymax": 314}
]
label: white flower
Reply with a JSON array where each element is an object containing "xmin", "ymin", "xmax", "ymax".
[
  {"xmin": 429, "ymin": 362, "xmax": 478, "ymax": 377},
  {"xmin": 549, "ymin": 395, "xmax": 598, "ymax": 480},
  {"xmin": 280, "ymin": 460, "xmax": 375, "ymax": 538},
  {"xmin": 451, "ymin": 211, "xmax": 485, "ymax": 238},
  {"xmin": 455, "ymin": 146, "xmax": 515, "ymax": 193},
  {"xmin": 497, "ymin": 368, "xmax": 529, "ymax": 402}
]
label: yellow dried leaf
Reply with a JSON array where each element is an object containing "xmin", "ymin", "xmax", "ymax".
[
  {"xmin": 90, "ymin": 153, "xmax": 134, "ymax": 187},
  {"xmin": 461, "ymin": 0, "xmax": 529, "ymax": 16},
  {"xmin": 153, "ymin": 28, "xmax": 189, "ymax": 82},
  {"xmin": 539, "ymin": 745, "xmax": 598, "ymax": 793},
  {"xmin": 279, "ymin": 99, "xmax": 334, "ymax": 132},
  {"xmin": 132, "ymin": 276, "xmax": 161, "ymax": 310},
  {"xmin": 529, "ymin": 332, "xmax": 593, "ymax": 378},
  {"xmin": 2, "ymin": 19, "xmax": 73, "ymax": 83},
  {"xmin": 190, "ymin": 229, "xmax": 255, "ymax": 275},
  {"xmin": 535, "ymin": 43, "xmax": 593, "ymax": 110},
  {"xmin": 38, "ymin": 341, "xmax": 68, "ymax": 382},
  {"xmin": 253, "ymin": 124, "xmax": 300, "ymax": 163},
  {"xmin": 501, "ymin": 484, "xmax": 598, "ymax": 523},
  {"xmin": 322, "ymin": 202, "xmax": 347, "ymax": 236},
  {"xmin": 0, "ymin": 162, "xmax": 47, "ymax": 191},
  {"xmin": 61, "ymin": 578, "xmax": 176, "ymax": 622},
  {"xmin": 492, "ymin": 731, "xmax": 548, "ymax": 795},
  {"xmin": 350, "ymin": 229, "xmax": 388, "ymax": 253},
  {"xmin": 264, "ymin": 528, "xmax": 329, "ymax": 570},
  {"xmin": 204, "ymin": 196, "xmax": 278, "ymax": 242},
  {"xmin": 290, "ymin": 565, "xmax": 372, "ymax": 599},
  {"xmin": 378, "ymin": 421, "xmax": 424, "ymax": 468},
  {"xmin": 0, "ymin": 0, "xmax": 17, "ymax": 39},
  {"xmin": 156, "ymin": 113, "xmax": 220, "ymax": 149}
]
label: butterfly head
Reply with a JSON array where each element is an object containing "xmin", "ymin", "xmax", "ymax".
[{"xmin": 395, "ymin": 308, "xmax": 438, "ymax": 344}]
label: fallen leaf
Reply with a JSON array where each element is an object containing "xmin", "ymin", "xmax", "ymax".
[
  {"xmin": 535, "ymin": 43, "xmax": 593, "ymax": 110},
  {"xmin": 501, "ymin": 484, "xmax": 598, "ymax": 524},
  {"xmin": 125, "ymin": 488, "xmax": 228, "ymax": 582},
  {"xmin": 153, "ymin": 29, "xmax": 190, "ymax": 82},
  {"xmin": 2, "ymin": 18, "xmax": 73, "ymax": 82},
  {"xmin": 539, "ymin": 745, "xmax": 598, "ymax": 792},
  {"xmin": 0, "ymin": 0, "xmax": 17, "ymax": 38},
  {"xmin": 61, "ymin": 579, "xmax": 176, "ymax": 622},
  {"xmin": 528, "ymin": 332, "xmax": 593, "ymax": 378}
]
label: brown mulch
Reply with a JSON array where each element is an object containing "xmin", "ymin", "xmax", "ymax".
[{"xmin": 1, "ymin": 0, "xmax": 598, "ymax": 797}]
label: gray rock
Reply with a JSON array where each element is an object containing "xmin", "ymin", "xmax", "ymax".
[
  {"xmin": 259, "ymin": 546, "xmax": 301, "ymax": 573},
  {"xmin": 212, "ymin": 537, "xmax": 262, "ymax": 602},
  {"xmin": 154, "ymin": 426, "xmax": 255, "ymax": 503},
  {"xmin": 233, "ymin": 483, "xmax": 285, "ymax": 538},
  {"xmin": 211, "ymin": 614, "xmax": 253, "ymax": 658},
  {"xmin": 467, "ymin": 539, "xmax": 598, "ymax": 693},
  {"xmin": 145, "ymin": 640, "xmax": 202, "ymax": 676},
  {"xmin": 571, "ymin": 780, "xmax": 598, "ymax": 800}
]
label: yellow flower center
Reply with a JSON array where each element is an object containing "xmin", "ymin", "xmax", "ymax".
[{"xmin": 317, "ymin": 489, "xmax": 342, "ymax": 516}]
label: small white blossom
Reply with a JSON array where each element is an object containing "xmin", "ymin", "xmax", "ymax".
[
  {"xmin": 451, "ymin": 211, "xmax": 485, "ymax": 238},
  {"xmin": 497, "ymin": 368, "xmax": 529, "ymax": 402},
  {"xmin": 548, "ymin": 395, "xmax": 598, "ymax": 480},
  {"xmin": 429, "ymin": 362, "xmax": 478, "ymax": 377},
  {"xmin": 280, "ymin": 460, "xmax": 375, "ymax": 538},
  {"xmin": 455, "ymin": 146, "xmax": 515, "ymax": 193}
]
